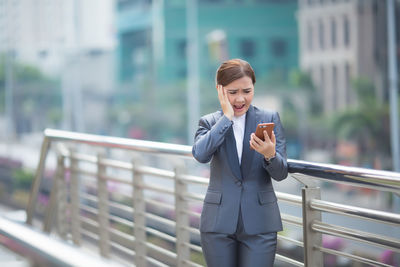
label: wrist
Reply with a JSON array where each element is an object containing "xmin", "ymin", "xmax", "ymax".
[
  {"xmin": 264, "ymin": 153, "xmax": 276, "ymax": 161},
  {"xmin": 224, "ymin": 113, "xmax": 233, "ymax": 120}
]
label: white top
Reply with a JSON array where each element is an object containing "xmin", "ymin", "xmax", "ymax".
[{"xmin": 232, "ymin": 113, "xmax": 246, "ymax": 165}]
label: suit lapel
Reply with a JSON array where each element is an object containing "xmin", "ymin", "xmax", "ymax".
[
  {"xmin": 240, "ymin": 105, "xmax": 257, "ymax": 178},
  {"xmin": 225, "ymin": 127, "xmax": 242, "ymax": 180}
]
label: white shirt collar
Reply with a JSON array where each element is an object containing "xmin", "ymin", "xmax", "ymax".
[{"xmin": 232, "ymin": 113, "xmax": 246, "ymax": 164}]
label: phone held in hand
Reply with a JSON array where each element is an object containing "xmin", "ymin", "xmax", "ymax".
[{"xmin": 255, "ymin": 123, "xmax": 274, "ymax": 141}]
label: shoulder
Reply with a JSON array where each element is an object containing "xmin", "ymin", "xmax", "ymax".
[{"xmin": 199, "ymin": 110, "xmax": 223, "ymax": 125}]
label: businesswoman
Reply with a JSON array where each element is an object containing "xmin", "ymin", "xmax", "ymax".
[{"xmin": 192, "ymin": 59, "xmax": 288, "ymax": 267}]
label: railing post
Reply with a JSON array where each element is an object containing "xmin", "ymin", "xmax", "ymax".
[
  {"xmin": 132, "ymin": 158, "xmax": 147, "ymax": 266},
  {"xmin": 174, "ymin": 162, "xmax": 190, "ymax": 266},
  {"xmin": 70, "ymin": 149, "xmax": 81, "ymax": 245},
  {"xmin": 56, "ymin": 155, "xmax": 68, "ymax": 239},
  {"xmin": 26, "ymin": 137, "xmax": 51, "ymax": 225},
  {"xmin": 97, "ymin": 153, "xmax": 111, "ymax": 257},
  {"xmin": 43, "ymin": 154, "xmax": 64, "ymax": 233},
  {"xmin": 302, "ymin": 186, "xmax": 323, "ymax": 267}
]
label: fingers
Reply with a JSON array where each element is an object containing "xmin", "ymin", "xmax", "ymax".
[
  {"xmin": 217, "ymin": 84, "xmax": 227, "ymax": 102},
  {"xmin": 216, "ymin": 84, "xmax": 223, "ymax": 101},
  {"xmin": 223, "ymin": 87, "xmax": 229, "ymax": 102},
  {"xmin": 250, "ymin": 133, "xmax": 263, "ymax": 150},
  {"xmin": 271, "ymin": 131, "xmax": 276, "ymax": 145},
  {"xmin": 263, "ymin": 130, "xmax": 271, "ymax": 142},
  {"xmin": 217, "ymin": 85, "xmax": 226, "ymax": 107}
]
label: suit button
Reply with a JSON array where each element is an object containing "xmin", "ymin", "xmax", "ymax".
[{"xmin": 235, "ymin": 180, "xmax": 242, "ymax": 186}]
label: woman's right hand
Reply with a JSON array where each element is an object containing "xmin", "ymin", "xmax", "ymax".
[{"xmin": 216, "ymin": 84, "xmax": 234, "ymax": 120}]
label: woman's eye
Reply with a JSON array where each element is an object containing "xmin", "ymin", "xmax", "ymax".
[
  {"xmin": 229, "ymin": 91, "xmax": 237, "ymax": 95},
  {"xmin": 244, "ymin": 90, "xmax": 251, "ymax": 94}
]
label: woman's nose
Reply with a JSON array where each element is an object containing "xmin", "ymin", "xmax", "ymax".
[{"xmin": 236, "ymin": 95, "xmax": 245, "ymax": 102}]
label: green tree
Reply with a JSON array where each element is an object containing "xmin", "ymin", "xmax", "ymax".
[
  {"xmin": 333, "ymin": 77, "xmax": 392, "ymax": 169},
  {"xmin": 0, "ymin": 55, "xmax": 62, "ymax": 134}
]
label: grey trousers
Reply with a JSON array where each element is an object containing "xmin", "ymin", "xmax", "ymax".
[{"xmin": 200, "ymin": 208, "xmax": 277, "ymax": 267}]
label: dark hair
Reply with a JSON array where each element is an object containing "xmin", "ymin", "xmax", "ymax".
[{"xmin": 216, "ymin": 58, "xmax": 256, "ymax": 86}]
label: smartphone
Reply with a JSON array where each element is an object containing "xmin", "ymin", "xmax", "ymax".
[{"xmin": 254, "ymin": 123, "xmax": 274, "ymax": 141}]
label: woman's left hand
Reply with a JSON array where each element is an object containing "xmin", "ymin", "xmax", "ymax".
[{"xmin": 250, "ymin": 130, "xmax": 276, "ymax": 159}]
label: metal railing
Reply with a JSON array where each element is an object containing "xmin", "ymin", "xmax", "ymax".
[
  {"xmin": 25, "ymin": 129, "xmax": 400, "ymax": 267},
  {"xmin": 0, "ymin": 215, "xmax": 124, "ymax": 267}
]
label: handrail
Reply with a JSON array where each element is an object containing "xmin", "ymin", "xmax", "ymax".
[
  {"xmin": 27, "ymin": 129, "xmax": 400, "ymax": 224},
  {"xmin": 0, "ymin": 216, "xmax": 124, "ymax": 267},
  {"xmin": 289, "ymin": 159, "xmax": 400, "ymax": 192},
  {"xmin": 23, "ymin": 128, "xmax": 400, "ymax": 267},
  {"xmin": 310, "ymin": 198, "xmax": 400, "ymax": 226},
  {"xmin": 40, "ymin": 128, "xmax": 400, "ymax": 190},
  {"xmin": 44, "ymin": 128, "xmax": 193, "ymax": 157}
]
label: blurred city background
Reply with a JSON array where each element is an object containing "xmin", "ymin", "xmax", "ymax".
[
  {"xmin": 0, "ymin": 0, "xmax": 399, "ymax": 266},
  {"xmin": 1, "ymin": 0, "xmax": 399, "ymax": 167}
]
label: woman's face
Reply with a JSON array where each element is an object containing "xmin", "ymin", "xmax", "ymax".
[{"xmin": 224, "ymin": 76, "xmax": 254, "ymax": 117}]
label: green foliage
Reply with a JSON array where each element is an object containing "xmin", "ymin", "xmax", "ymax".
[
  {"xmin": 109, "ymin": 78, "xmax": 188, "ymax": 142},
  {"xmin": 15, "ymin": 65, "xmax": 44, "ymax": 82},
  {"xmin": 13, "ymin": 168, "xmax": 34, "ymax": 191},
  {"xmin": 289, "ymin": 69, "xmax": 314, "ymax": 91},
  {"xmin": 333, "ymin": 77, "xmax": 393, "ymax": 168},
  {"xmin": 0, "ymin": 54, "xmax": 62, "ymax": 132},
  {"xmin": 351, "ymin": 77, "xmax": 375, "ymax": 103}
]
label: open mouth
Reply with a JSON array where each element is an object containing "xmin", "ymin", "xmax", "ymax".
[{"xmin": 233, "ymin": 104, "xmax": 246, "ymax": 112}]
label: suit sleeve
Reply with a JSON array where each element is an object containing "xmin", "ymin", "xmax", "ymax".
[
  {"xmin": 263, "ymin": 112, "xmax": 288, "ymax": 181},
  {"xmin": 192, "ymin": 115, "xmax": 233, "ymax": 163}
]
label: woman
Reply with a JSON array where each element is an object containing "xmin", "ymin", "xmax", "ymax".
[{"xmin": 192, "ymin": 59, "xmax": 288, "ymax": 267}]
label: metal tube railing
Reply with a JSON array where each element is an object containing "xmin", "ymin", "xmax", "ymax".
[
  {"xmin": 24, "ymin": 129, "xmax": 400, "ymax": 267},
  {"xmin": 0, "ymin": 216, "xmax": 124, "ymax": 267},
  {"xmin": 312, "ymin": 220, "xmax": 400, "ymax": 252},
  {"xmin": 310, "ymin": 198, "xmax": 400, "ymax": 226},
  {"xmin": 288, "ymin": 159, "xmax": 400, "ymax": 192}
]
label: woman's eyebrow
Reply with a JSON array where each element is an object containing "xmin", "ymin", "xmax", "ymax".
[{"xmin": 226, "ymin": 88, "xmax": 252, "ymax": 91}]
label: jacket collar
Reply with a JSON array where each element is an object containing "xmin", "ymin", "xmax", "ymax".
[
  {"xmin": 225, "ymin": 105, "xmax": 258, "ymax": 180},
  {"xmin": 240, "ymin": 105, "xmax": 257, "ymax": 178}
]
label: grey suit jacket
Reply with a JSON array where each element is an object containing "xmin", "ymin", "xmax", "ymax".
[{"xmin": 192, "ymin": 105, "xmax": 288, "ymax": 235}]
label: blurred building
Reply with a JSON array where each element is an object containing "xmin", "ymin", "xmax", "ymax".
[
  {"xmin": 115, "ymin": 0, "xmax": 298, "ymax": 85},
  {"xmin": 298, "ymin": 0, "xmax": 390, "ymax": 113},
  {"xmin": 0, "ymin": 0, "xmax": 66, "ymax": 75},
  {"xmin": 0, "ymin": 0, "xmax": 116, "ymax": 134},
  {"xmin": 0, "ymin": 0, "xmax": 115, "ymax": 75}
]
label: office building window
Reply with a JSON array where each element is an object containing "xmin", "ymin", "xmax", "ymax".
[
  {"xmin": 345, "ymin": 62, "xmax": 351, "ymax": 105},
  {"xmin": 256, "ymin": 0, "xmax": 296, "ymax": 2},
  {"xmin": 240, "ymin": 39, "xmax": 255, "ymax": 58},
  {"xmin": 177, "ymin": 40, "xmax": 186, "ymax": 59},
  {"xmin": 117, "ymin": 0, "xmax": 139, "ymax": 10},
  {"xmin": 343, "ymin": 15, "xmax": 350, "ymax": 47},
  {"xmin": 270, "ymin": 38, "xmax": 287, "ymax": 58},
  {"xmin": 307, "ymin": 22, "xmax": 313, "ymax": 51},
  {"xmin": 177, "ymin": 68, "xmax": 187, "ymax": 78},
  {"xmin": 318, "ymin": 19, "xmax": 324, "ymax": 50},
  {"xmin": 332, "ymin": 64, "xmax": 338, "ymax": 110},
  {"xmin": 200, "ymin": 0, "xmax": 223, "ymax": 3},
  {"xmin": 320, "ymin": 65, "xmax": 325, "ymax": 91},
  {"xmin": 38, "ymin": 50, "xmax": 48, "ymax": 59},
  {"xmin": 330, "ymin": 18, "xmax": 336, "ymax": 48}
]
